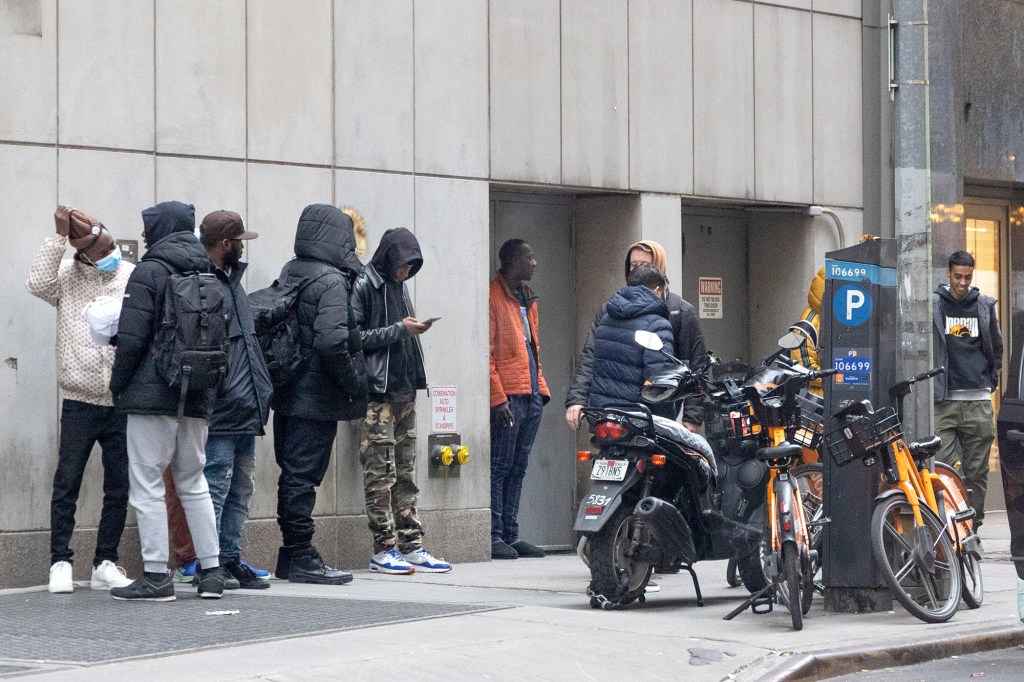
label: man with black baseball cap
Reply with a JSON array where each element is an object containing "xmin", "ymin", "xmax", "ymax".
[{"xmin": 198, "ymin": 210, "xmax": 274, "ymax": 588}]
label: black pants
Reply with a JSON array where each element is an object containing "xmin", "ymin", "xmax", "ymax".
[
  {"xmin": 51, "ymin": 399, "xmax": 129, "ymax": 566},
  {"xmin": 273, "ymin": 412, "xmax": 338, "ymax": 548}
]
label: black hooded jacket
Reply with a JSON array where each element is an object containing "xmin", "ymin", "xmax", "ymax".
[
  {"xmin": 109, "ymin": 201, "xmax": 217, "ymax": 419},
  {"xmin": 270, "ymin": 204, "xmax": 368, "ymax": 422},
  {"xmin": 208, "ymin": 261, "xmax": 273, "ymax": 436},
  {"xmin": 350, "ymin": 227, "xmax": 427, "ymax": 401}
]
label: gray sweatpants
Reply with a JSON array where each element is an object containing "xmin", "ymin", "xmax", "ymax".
[{"xmin": 126, "ymin": 414, "xmax": 220, "ymax": 574}]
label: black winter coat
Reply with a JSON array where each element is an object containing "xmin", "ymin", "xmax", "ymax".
[
  {"xmin": 568, "ymin": 289, "xmax": 707, "ymax": 425},
  {"xmin": 269, "ymin": 204, "xmax": 368, "ymax": 422},
  {"xmin": 109, "ymin": 202, "xmax": 217, "ymax": 419},
  {"xmin": 208, "ymin": 262, "xmax": 273, "ymax": 436},
  {"xmin": 589, "ymin": 285, "xmax": 676, "ymax": 418},
  {"xmin": 350, "ymin": 228, "xmax": 427, "ymax": 400}
]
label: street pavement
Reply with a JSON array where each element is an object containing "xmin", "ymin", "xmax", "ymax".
[{"xmin": 1, "ymin": 512, "xmax": 1021, "ymax": 681}]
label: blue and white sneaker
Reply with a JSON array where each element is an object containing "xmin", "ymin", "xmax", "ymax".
[
  {"xmin": 370, "ymin": 548, "xmax": 415, "ymax": 575},
  {"xmin": 241, "ymin": 561, "xmax": 271, "ymax": 580},
  {"xmin": 402, "ymin": 548, "xmax": 452, "ymax": 573},
  {"xmin": 173, "ymin": 559, "xmax": 197, "ymax": 583}
]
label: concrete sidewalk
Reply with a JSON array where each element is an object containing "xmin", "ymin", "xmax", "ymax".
[{"xmin": 2, "ymin": 512, "xmax": 1021, "ymax": 681}]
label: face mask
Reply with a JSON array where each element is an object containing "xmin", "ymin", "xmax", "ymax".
[{"xmin": 94, "ymin": 248, "xmax": 122, "ymax": 273}]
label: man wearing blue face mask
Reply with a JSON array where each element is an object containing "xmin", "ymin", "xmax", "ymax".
[{"xmin": 27, "ymin": 205, "xmax": 136, "ymax": 594}]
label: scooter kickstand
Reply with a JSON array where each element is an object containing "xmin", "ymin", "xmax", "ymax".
[{"xmin": 681, "ymin": 564, "xmax": 704, "ymax": 607}]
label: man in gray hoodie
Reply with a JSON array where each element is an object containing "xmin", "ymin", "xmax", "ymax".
[{"xmin": 933, "ymin": 250, "xmax": 1003, "ymax": 531}]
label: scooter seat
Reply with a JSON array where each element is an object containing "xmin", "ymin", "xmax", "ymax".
[{"xmin": 651, "ymin": 415, "xmax": 717, "ymax": 475}]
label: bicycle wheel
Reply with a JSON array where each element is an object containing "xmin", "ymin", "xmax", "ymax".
[
  {"xmin": 931, "ymin": 466, "xmax": 984, "ymax": 609},
  {"xmin": 793, "ymin": 463, "xmax": 824, "ymax": 594},
  {"xmin": 780, "ymin": 540, "xmax": 803, "ymax": 630},
  {"xmin": 871, "ymin": 493, "xmax": 962, "ymax": 623}
]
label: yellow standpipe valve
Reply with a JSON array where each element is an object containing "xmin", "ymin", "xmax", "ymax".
[
  {"xmin": 455, "ymin": 445, "xmax": 469, "ymax": 465},
  {"xmin": 438, "ymin": 445, "xmax": 454, "ymax": 466}
]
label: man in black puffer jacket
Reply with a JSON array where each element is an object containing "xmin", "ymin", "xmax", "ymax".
[
  {"xmin": 587, "ymin": 265, "xmax": 676, "ymax": 419},
  {"xmin": 109, "ymin": 201, "xmax": 226, "ymax": 601},
  {"xmin": 272, "ymin": 204, "xmax": 368, "ymax": 585}
]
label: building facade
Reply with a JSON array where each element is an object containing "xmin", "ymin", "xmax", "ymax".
[{"xmin": 3, "ymin": 0, "xmax": 1015, "ymax": 589}]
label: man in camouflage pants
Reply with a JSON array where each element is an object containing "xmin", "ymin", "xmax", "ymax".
[{"xmin": 351, "ymin": 227, "xmax": 452, "ymax": 574}]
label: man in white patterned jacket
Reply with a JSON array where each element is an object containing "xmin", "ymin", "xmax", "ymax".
[{"xmin": 26, "ymin": 205, "xmax": 136, "ymax": 594}]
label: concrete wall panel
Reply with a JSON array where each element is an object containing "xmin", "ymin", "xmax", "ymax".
[
  {"xmin": 754, "ymin": 5, "xmax": 813, "ymax": 203},
  {"xmin": 0, "ymin": 0, "xmax": 56, "ymax": 142},
  {"xmin": 335, "ymin": 0, "xmax": 414, "ymax": 172},
  {"xmin": 156, "ymin": 0, "xmax": 246, "ymax": 158},
  {"xmin": 58, "ymin": 0, "xmax": 154, "ymax": 150},
  {"xmin": 0, "ymin": 144, "xmax": 58, "ymax": 531},
  {"xmin": 628, "ymin": 0, "xmax": 693, "ymax": 194},
  {"xmin": 414, "ymin": 0, "xmax": 489, "ymax": 178},
  {"xmin": 639, "ymin": 194, "xmax": 684, "ymax": 290},
  {"xmin": 693, "ymin": 0, "xmax": 754, "ymax": 198},
  {"xmin": 248, "ymin": 0, "xmax": 333, "ymax": 165},
  {"xmin": 414, "ymin": 176, "xmax": 491, "ymax": 510},
  {"xmin": 561, "ymin": 0, "xmax": 629, "ymax": 188},
  {"xmin": 57, "ymin": 149, "xmax": 155, "ymax": 240},
  {"xmin": 335, "ymin": 169, "xmax": 415, "ymax": 252},
  {"xmin": 813, "ymin": 14, "xmax": 863, "ymax": 207},
  {"xmin": 814, "ymin": 0, "xmax": 860, "ymax": 18},
  {"xmin": 489, "ymin": 0, "xmax": 561, "ymax": 184}
]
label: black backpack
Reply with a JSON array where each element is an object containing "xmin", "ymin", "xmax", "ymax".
[
  {"xmin": 248, "ymin": 272, "xmax": 332, "ymax": 390},
  {"xmin": 153, "ymin": 268, "xmax": 229, "ymax": 420}
]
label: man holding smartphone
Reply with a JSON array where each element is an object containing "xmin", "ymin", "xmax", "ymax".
[{"xmin": 350, "ymin": 226, "xmax": 452, "ymax": 574}]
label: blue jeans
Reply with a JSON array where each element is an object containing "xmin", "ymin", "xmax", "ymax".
[
  {"xmin": 204, "ymin": 434, "xmax": 257, "ymax": 562},
  {"xmin": 490, "ymin": 394, "xmax": 544, "ymax": 543}
]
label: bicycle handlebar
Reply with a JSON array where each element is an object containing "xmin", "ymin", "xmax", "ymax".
[
  {"xmin": 912, "ymin": 366, "xmax": 946, "ymax": 383},
  {"xmin": 809, "ymin": 368, "xmax": 838, "ymax": 380}
]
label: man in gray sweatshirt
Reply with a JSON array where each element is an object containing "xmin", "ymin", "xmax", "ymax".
[{"xmin": 933, "ymin": 250, "xmax": 1003, "ymax": 531}]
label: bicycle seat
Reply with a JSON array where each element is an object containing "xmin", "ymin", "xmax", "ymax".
[
  {"xmin": 756, "ymin": 442, "xmax": 803, "ymax": 462},
  {"xmin": 908, "ymin": 435, "xmax": 942, "ymax": 462}
]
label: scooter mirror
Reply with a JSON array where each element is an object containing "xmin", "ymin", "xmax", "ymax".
[
  {"xmin": 777, "ymin": 330, "xmax": 805, "ymax": 350},
  {"xmin": 634, "ymin": 330, "xmax": 664, "ymax": 351}
]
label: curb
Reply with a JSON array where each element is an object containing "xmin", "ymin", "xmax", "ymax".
[{"xmin": 760, "ymin": 622, "xmax": 1024, "ymax": 681}]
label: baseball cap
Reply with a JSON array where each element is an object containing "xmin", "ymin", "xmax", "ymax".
[{"xmin": 199, "ymin": 210, "xmax": 258, "ymax": 241}]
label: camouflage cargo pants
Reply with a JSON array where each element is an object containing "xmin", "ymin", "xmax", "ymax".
[{"xmin": 358, "ymin": 401, "xmax": 423, "ymax": 553}]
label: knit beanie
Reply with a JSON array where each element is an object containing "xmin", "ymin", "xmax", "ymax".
[{"xmin": 68, "ymin": 210, "xmax": 103, "ymax": 251}]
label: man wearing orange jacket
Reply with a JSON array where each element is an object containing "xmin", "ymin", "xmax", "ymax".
[{"xmin": 489, "ymin": 239, "xmax": 550, "ymax": 560}]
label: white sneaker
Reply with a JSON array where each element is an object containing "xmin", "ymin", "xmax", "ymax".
[
  {"xmin": 402, "ymin": 548, "xmax": 453, "ymax": 573},
  {"xmin": 369, "ymin": 548, "xmax": 415, "ymax": 575},
  {"xmin": 91, "ymin": 560, "xmax": 133, "ymax": 590},
  {"xmin": 645, "ymin": 577, "xmax": 661, "ymax": 593},
  {"xmin": 48, "ymin": 561, "xmax": 73, "ymax": 594}
]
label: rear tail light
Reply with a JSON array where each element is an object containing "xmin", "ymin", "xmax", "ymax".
[
  {"xmin": 650, "ymin": 454, "xmax": 667, "ymax": 466},
  {"xmin": 585, "ymin": 506, "xmax": 604, "ymax": 515},
  {"xmin": 594, "ymin": 420, "xmax": 628, "ymax": 440},
  {"xmin": 577, "ymin": 450, "xmax": 592, "ymax": 462}
]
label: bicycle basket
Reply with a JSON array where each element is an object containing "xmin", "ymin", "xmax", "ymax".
[
  {"xmin": 789, "ymin": 390, "xmax": 825, "ymax": 449},
  {"xmin": 825, "ymin": 406, "xmax": 902, "ymax": 466}
]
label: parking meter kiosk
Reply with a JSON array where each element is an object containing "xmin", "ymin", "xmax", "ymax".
[{"xmin": 821, "ymin": 238, "xmax": 899, "ymax": 611}]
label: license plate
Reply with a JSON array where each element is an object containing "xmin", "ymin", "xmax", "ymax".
[{"xmin": 591, "ymin": 459, "xmax": 629, "ymax": 481}]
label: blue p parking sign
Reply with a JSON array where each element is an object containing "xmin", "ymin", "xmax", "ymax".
[{"xmin": 833, "ymin": 284, "xmax": 872, "ymax": 327}]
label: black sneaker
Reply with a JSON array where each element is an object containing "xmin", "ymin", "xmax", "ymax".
[
  {"xmin": 197, "ymin": 566, "xmax": 226, "ymax": 599},
  {"xmin": 509, "ymin": 539, "xmax": 545, "ymax": 558},
  {"xmin": 191, "ymin": 573, "xmax": 240, "ymax": 590},
  {"xmin": 224, "ymin": 559, "xmax": 270, "ymax": 590},
  {"xmin": 287, "ymin": 546, "xmax": 353, "ymax": 585},
  {"xmin": 491, "ymin": 539, "xmax": 519, "ymax": 560},
  {"xmin": 111, "ymin": 572, "xmax": 175, "ymax": 602}
]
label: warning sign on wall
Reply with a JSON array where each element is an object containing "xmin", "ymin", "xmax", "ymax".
[
  {"xmin": 699, "ymin": 277, "xmax": 723, "ymax": 319},
  {"xmin": 430, "ymin": 386, "xmax": 457, "ymax": 433}
]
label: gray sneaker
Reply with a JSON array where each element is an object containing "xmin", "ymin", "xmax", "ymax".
[
  {"xmin": 197, "ymin": 566, "xmax": 227, "ymax": 599},
  {"xmin": 111, "ymin": 572, "xmax": 175, "ymax": 602}
]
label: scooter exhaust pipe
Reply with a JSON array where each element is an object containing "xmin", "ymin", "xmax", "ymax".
[{"xmin": 635, "ymin": 497, "xmax": 697, "ymax": 565}]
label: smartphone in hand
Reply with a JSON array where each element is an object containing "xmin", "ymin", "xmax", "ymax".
[{"xmin": 422, "ymin": 316, "xmax": 441, "ymax": 324}]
